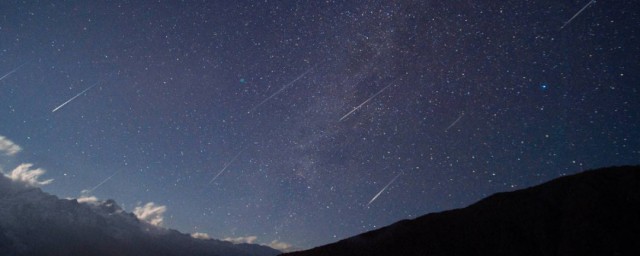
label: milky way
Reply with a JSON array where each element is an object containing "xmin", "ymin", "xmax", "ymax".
[{"xmin": 0, "ymin": 0, "xmax": 638, "ymax": 250}]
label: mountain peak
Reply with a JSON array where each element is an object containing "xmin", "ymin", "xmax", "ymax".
[{"xmin": 0, "ymin": 173, "xmax": 280, "ymax": 256}]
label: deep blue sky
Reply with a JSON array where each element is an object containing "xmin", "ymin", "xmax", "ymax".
[{"xmin": 1, "ymin": 0, "xmax": 638, "ymax": 249}]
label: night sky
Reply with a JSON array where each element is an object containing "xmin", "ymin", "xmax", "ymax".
[{"xmin": 1, "ymin": 0, "xmax": 639, "ymax": 250}]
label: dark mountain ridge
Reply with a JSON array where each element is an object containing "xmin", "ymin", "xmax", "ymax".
[
  {"xmin": 284, "ymin": 166, "xmax": 640, "ymax": 256},
  {"xmin": 0, "ymin": 174, "xmax": 280, "ymax": 256}
]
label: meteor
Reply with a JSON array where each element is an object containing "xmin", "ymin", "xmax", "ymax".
[
  {"xmin": 340, "ymin": 81, "xmax": 394, "ymax": 122},
  {"xmin": 87, "ymin": 170, "xmax": 122, "ymax": 194},
  {"xmin": 248, "ymin": 64, "xmax": 317, "ymax": 114},
  {"xmin": 0, "ymin": 63, "xmax": 28, "ymax": 82},
  {"xmin": 367, "ymin": 172, "xmax": 402, "ymax": 206},
  {"xmin": 208, "ymin": 150, "xmax": 244, "ymax": 185},
  {"xmin": 52, "ymin": 81, "xmax": 100, "ymax": 113},
  {"xmin": 560, "ymin": 0, "xmax": 596, "ymax": 30},
  {"xmin": 444, "ymin": 112, "xmax": 464, "ymax": 132}
]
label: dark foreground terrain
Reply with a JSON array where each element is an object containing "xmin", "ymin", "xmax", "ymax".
[{"xmin": 284, "ymin": 166, "xmax": 640, "ymax": 256}]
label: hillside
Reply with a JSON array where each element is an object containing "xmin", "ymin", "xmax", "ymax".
[{"xmin": 284, "ymin": 166, "xmax": 640, "ymax": 256}]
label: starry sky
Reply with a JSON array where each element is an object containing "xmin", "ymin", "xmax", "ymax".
[{"xmin": 0, "ymin": 0, "xmax": 639, "ymax": 250}]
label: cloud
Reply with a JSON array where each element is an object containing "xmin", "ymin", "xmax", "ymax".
[
  {"xmin": 266, "ymin": 240, "xmax": 296, "ymax": 252},
  {"xmin": 0, "ymin": 135, "xmax": 22, "ymax": 156},
  {"xmin": 0, "ymin": 137, "xmax": 51, "ymax": 188},
  {"xmin": 223, "ymin": 235, "xmax": 297, "ymax": 252},
  {"xmin": 133, "ymin": 202, "xmax": 167, "ymax": 226},
  {"xmin": 4, "ymin": 163, "xmax": 53, "ymax": 187},
  {"xmin": 191, "ymin": 232, "xmax": 211, "ymax": 240},
  {"xmin": 223, "ymin": 236, "xmax": 258, "ymax": 244},
  {"xmin": 76, "ymin": 195, "xmax": 100, "ymax": 205}
]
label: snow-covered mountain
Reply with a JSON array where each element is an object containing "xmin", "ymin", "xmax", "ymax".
[{"xmin": 0, "ymin": 174, "xmax": 280, "ymax": 256}]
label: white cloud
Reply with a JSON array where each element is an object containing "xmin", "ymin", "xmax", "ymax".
[
  {"xmin": 4, "ymin": 163, "xmax": 53, "ymax": 187},
  {"xmin": 133, "ymin": 202, "xmax": 167, "ymax": 226},
  {"xmin": 223, "ymin": 236, "xmax": 258, "ymax": 244},
  {"xmin": 0, "ymin": 135, "xmax": 22, "ymax": 156},
  {"xmin": 223, "ymin": 235, "xmax": 297, "ymax": 252},
  {"xmin": 266, "ymin": 240, "xmax": 295, "ymax": 252},
  {"xmin": 191, "ymin": 232, "xmax": 211, "ymax": 240},
  {"xmin": 76, "ymin": 195, "xmax": 100, "ymax": 205}
]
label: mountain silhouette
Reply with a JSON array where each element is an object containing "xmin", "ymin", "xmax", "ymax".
[
  {"xmin": 283, "ymin": 166, "xmax": 640, "ymax": 256},
  {"xmin": 0, "ymin": 174, "xmax": 280, "ymax": 256}
]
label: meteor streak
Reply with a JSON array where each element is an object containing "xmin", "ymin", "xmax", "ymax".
[
  {"xmin": 340, "ymin": 81, "xmax": 394, "ymax": 122},
  {"xmin": 87, "ymin": 170, "xmax": 122, "ymax": 194},
  {"xmin": 248, "ymin": 64, "xmax": 317, "ymax": 113},
  {"xmin": 560, "ymin": 0, "xmax": 596, "ymax": 30},
  {"xmin": 52, "ymin": 81, "xmax": 100, "ymax": 112},
  {"xmin": 444, "ymin": 112, "xmax": 464, "ymax": 132},
  {"xmin": 0, "ymin": 63, "xmax": 28, "ymax": 82},
  {"xmin": 367, "ymin": 172, "xmax": 402, "ymax": 206},
  {"xmin": 208, "ymin": 150, "xmax": 244, "ymax": 185}
]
